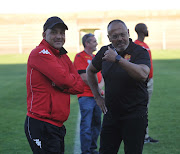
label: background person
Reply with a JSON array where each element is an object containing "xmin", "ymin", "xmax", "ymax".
[
  {"xmin": 134, "ymin": 23, "xmax": 158, "ymax": 143},
  {"xmin": 24, "ymin": 16, "xmax": 84, "ymax": 154},
  {"xmin": 87, "ymin": 20, "xmax": 151, "ymax": 154},
  {"xmin": 74, "ymin": 33, "xmax": 104, "ymax": 154}
]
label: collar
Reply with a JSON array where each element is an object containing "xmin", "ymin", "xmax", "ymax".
[
  {"xmin": 40, "ymin": 39, "xmax": 67, "ymax": 56},
  {"xmin": 109, "ymin": 38, "xmax": 133, "ymax": 56},
  {"xmin": 122, "ymin": 38, "xmax": 133, "ymax": 55}
]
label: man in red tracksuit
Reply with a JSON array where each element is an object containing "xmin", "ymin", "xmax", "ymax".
[
  {"xmin": 134, "ymin": 23, "xmax": 158, "ymax": 144},
  {"xmin": 24, "ymin": 16, "xmax": 84, "ymax": 154}
]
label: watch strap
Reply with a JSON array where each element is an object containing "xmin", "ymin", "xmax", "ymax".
[{"xmin": 115, "ymin": 55, "xmax": 121, "ymax": 63}]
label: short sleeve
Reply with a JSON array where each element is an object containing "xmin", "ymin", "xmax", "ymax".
[
  {"xmin": 74, "ymin": 54, "xmax": 87, "ymax": 71},
  {"xmin": 92, "ymin": 46, "xmax": 107, "ymax": 71},
  {"xmin": 134, "ymin": 47, "xmax": 151, "ymax": 69}
]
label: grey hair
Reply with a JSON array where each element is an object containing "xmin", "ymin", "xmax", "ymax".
[
  {"xmin": 107, "ymin": 19, "xmax": 127, "ymax": 32},
  {"xmin": 82, "ymin": 33, "xmax": 94, "ymax": 48}
]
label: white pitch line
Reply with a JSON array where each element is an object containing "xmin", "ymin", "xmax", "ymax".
[{"xmin": 73, "ymin": 111, "xmax": 81, "ymax": 154}]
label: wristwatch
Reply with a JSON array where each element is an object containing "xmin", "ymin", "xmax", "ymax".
[{"xmin": 115, "ymin": 55, "xmax": 121, "ymax": 63}]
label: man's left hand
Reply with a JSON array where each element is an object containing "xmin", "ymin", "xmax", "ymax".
[{"xmin": 102, "ymin": 46, "xmax": 118, "ymax": 62}]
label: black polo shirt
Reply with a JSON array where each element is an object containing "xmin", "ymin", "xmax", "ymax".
[{"xmin": 92, "ymin": 39, "xmax": 151, "ymax": 119}]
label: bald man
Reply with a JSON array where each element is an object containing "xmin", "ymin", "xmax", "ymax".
[
  {"xmin": 87, "ymin": 20, "xmax": 151, "ymax": 154},
  {"xmin": 134, "ymin": 23, "xmax": 158, "ymax": 144}
]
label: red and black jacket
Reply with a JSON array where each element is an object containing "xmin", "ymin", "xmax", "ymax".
[{"xmin": 26, "ymin": 39, "xmax": 84, "ymax": 127}]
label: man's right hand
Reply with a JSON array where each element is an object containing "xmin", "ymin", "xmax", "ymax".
[{"xmin": 95, "ymin": 96, "xmax": 107, "ymax": 114}]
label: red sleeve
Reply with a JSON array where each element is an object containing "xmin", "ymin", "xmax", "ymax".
[
  {"xmin": 29, "ymin": 48, "xmax": 78, "ymax": 89},
  {"xmin": 74, "ymin": 54, "xmax": 87, "ymax": 71},
  {"xmin": 63, "ymin": 56, "xmax": 84, "ymax": 94}
]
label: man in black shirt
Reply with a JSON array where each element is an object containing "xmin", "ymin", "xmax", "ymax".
[{"xmin": 87, "ymin": 20, "xmax": 151, "ymax": 154}]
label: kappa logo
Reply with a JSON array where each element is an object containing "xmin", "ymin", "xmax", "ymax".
[
  {"xmin": 33, "ymin": 139, "xmax": 42, "ymax": 148},
  {"xmin": 39, "ymin": 49, "xmax": 51, "ymax": 55}
]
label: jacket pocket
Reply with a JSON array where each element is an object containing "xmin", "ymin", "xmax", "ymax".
[
  {"xmin": 31, "ymin": 92, "xmax": 51, "ymax": 118},
  {"xmin": 50, "ymin": 91, "xmax": 70, "ymax": 123}
]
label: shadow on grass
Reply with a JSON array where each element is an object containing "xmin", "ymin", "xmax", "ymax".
[{"xmin": 0, "ymin": 59, "xmax": 179, "ymax": 154}]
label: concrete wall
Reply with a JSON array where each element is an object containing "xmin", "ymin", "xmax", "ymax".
[{"xmin": 0, "ymin": 10, "xmax": 180, "ymax": 54}]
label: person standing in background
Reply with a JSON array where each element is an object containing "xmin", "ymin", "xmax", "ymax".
[
  {"xmin": 74, "ymin": 33, "xmax": 104, "ymax": 154},
  {"xmin": 134, "ymin": 23, "xmax": 159, "ymax": 143}
]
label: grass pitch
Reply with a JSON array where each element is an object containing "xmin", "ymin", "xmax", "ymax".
[{"xmin": 0, "ymin": 49, "xmax": 180, "ymax": 154}]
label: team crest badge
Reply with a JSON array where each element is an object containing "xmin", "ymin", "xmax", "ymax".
[{"xmin": 124, "ymin": 54, "xmax": 131, "ymax": 61}]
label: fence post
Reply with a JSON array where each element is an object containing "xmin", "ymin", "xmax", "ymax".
[
  {"xmin": 162, "ymin": 31, "xmax": 166, "ymax": 50},
  {"xmin": 18, "ymin": 34, "xmax": 22, "ymax": 54}
]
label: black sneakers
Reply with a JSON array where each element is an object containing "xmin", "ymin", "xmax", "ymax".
[{"xmin": 144, "ymin": 136, "xmax": 159, "ymax": 143}]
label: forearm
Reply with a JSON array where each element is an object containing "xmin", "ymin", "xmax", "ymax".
[
  {"xmin": 87, "ymin": 62, "xmax": 107, "ymax": 114},
  {"xmin": 63, "ymin": 78, "xmax": 84, "ymax": 94},
  {"xmin": 87, "ymin": 64, "xmax": 101, "ymax": 99},
  {"xmin": 87, "ymin": 72, "xmax": 101, "ymax": 98},
  {"xmin": 63, "ymin": 63, "xmax": 84, "ymax": 94},
  {"xmin": 118, "ymin": 58, "xmax": 149, "ymax": 82},
  {"xmin": 103, "ymin": 46, "xmax": 150, "ymax": 82}
]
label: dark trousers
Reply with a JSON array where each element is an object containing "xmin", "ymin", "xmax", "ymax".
[
  {"xmin": 99, "ymin": 112, "xmax": 147, "ymax": 154},
  {"xmin": 24, "ymin": 116, "xmax": 66, "ymax": 154}
]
